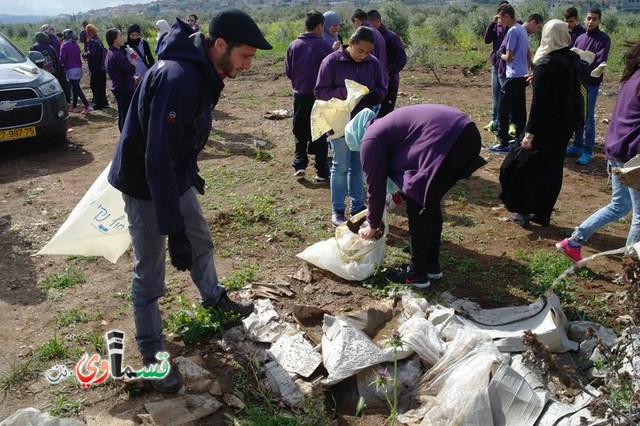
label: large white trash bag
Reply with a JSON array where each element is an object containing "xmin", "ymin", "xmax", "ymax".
[
  {"xmin": 297, "ymin": 209, "xmax": 387, "ymax": 281},
  {"xmin": 38, "ymin": 163, "xmax": 130, "ymax": 263}
]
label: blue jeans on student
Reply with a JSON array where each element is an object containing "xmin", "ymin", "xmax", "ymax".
[
  {"xmin": 69, "ymin": 78, "xmax": 89, "ymax": 108},
  {"xmin": 330, "ymin": 136, "xmax": 365, "ymax": 214},
  {"xmin": 124, "ymin": 188, "xmax": 225, "ymax": 359},
  {"xmin": 491, "ymin": 64, "xmax": 501, "ymax": 122},
  {"xmin": 571, "ymin": 159, "xmax": 640, "ymax": 247},
  {"xmin": 570, "ymin": 84, "xmax": 599, "ymax": 154}
]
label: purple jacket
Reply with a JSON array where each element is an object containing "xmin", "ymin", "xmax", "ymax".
[
  {"xmin": 59, "ymin": 40, "xmax": 83, "ymax": 71},
  {"xmin": 574, "ymin": 27, "xmax": 610, "ymax": 86},
  {"xmin": 484, "ymin": 21, "xmax": 506, "ymax": 66},
  {"xmin": 378, "ymin": 23, "xmax": 406, "ymax": 88},
  {"xmin": 48, "ymin": 34, "xmax": 61, "ymax": 56},
  {"xmin": 285, "ymin": 33, "xmax": 332, "ymax": 95},
  {"xmin": 363, "ymin": 21, "xmax": 389, "ymax": 89},
  {"xmin": 569, "ymin": 24, "xmax": 586, "ymax": 48},
  {"xmin": 360, "ymin": 104, "xmax": 473, "ymax": 228},
  {"xmin": 106, "ymin": 46, "xmax": 136, "ymax": 92},
  {"xmin": 85, "ymin": 36, "xmax": 106, "ymax": 73},
  {"xmin": 605, "ymin": 70, "xmax": 640, "ymax": 163},
  {"xmin": 314, "ymin": 45, "xmax": 387, "ymax": 102}
]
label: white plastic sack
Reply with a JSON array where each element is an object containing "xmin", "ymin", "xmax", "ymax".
[
  {"xmin": 310, "ymin": 79, "xmax": 368, "ymax": 141},
  {"xmin": 38, "ymin": 163, "xmax": 130, "ymax": 263},
  {"xmin": 296, "ymin": 209, "xmax": 386, "ymax": 281},
  {"xmin": 613, "ymin": 154, "xmax": 640, "ymax": 190}
]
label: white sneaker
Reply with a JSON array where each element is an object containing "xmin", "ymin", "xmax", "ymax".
[
  {"xmin": 427, "ymin": 272, "xmax": 443, "ymax": 280},
  {"xmin": 293, "ymin": 169, "xmax": 305, "ymax": 177}
]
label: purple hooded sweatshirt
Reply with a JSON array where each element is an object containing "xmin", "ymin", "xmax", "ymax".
[
  {"xmin": 377, "ymin": 23, "xmax": 406, "ymax": 89},
  {"xmin": 360, "ymin": 104, "xmax": 472, "ymax": 229},
  {"xmin": 314, "ymin": 45, "xmax": 387, "ymax": 102},
  {"xmin": 574, "ymin": 27, "xmax": 610, "ymax": 86},
  {"xmin": 285, "ymin": 33, "xmax": 332, "ymax": 95},
  {"xmin": 605, "ymin": 70, "xmax": 640, "ymax": 163}
]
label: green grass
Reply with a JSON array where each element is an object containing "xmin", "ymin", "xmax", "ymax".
[
  {"xmin": 41, "ymin": 266, "xmax": 86, "ymax": 291},
  {"xmin": 35, "ymin": 335, "xmax": 69, "ymax": 362},
  {"xmin": 163, "ymin": 295, "xmax": 241, "ymax": 344},
  {"xmin": 0, "ymin": 359, "xmax": 37, "ymax": 391},
  {"xmin": 45, "ymin": 391, "xmax": 84, "ymax": 417},
  {"xmin": 222, "ymin": 266, "xmax": 257, "ymax": 291},
  {"xmin": 55, "ymin": 308, "xmax": 90, "ymax": 328}
]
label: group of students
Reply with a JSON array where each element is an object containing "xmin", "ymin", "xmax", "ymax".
[
  {"xmin": 30, "ymin": 14, "xmax": 200, "ymax": 131},
  {"xmin": 285, "ymin": 9, "xmax": 407, "ymax": 228},
  {"xmin": 482, "ymin": 4, "xmax": 640, "ymax": 265}
]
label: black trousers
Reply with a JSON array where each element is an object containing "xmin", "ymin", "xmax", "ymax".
[
  {"xmin": 497, "ymin": 77, "xmax": 527, "ymax": 145},
  {"xmin": 90, "ymin": 70, "xmax": 109, "ymax": 108},
  {"xmin": 406, "ymin": 123, "xmax": 481, "ymax": 275},
  {"xmin": 378, "ymin": 83, "xmax": 399, "ymax": 118},
  {"xmin": 291, "ymin": 94, "xmax": 329, "ymax": 177},
  {"xmin": 112, "ymin": 89, "xmax": 134, "ymax": 132}
]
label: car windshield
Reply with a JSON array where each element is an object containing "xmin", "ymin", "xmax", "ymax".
[{"xmin": 0, "ymin": 34, "xmax": 27, "ymax": 64}]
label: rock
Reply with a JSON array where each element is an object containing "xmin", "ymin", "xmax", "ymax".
[
  {"xmin": 291, "ymin": 266, "xmax": 313, "ymax": 283},
  {"xmin": 144, "ymin": 395, "xmax": 221, "ymax": 425},
  {"xmin": 223, "ymin": 393, "xmax": 246, "ymax": 409},
  {"xmin": 184, "ymin": 394, "xmax": 223, "ymax": 419},
  {"xmin": 208, "ymin": 379, "xmax": 223, "ymax": 396},
  {"xmin": 264, "ymin": 360, "xmax": 305, "ymax": 407},
  {"xmin": 173, "ymin": 356, "xmax": 214, "ymax": 393}
]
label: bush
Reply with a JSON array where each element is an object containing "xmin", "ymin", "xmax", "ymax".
[{"xmin": 381, "ymin": 2, "xmax": 410, "ymax": 45}]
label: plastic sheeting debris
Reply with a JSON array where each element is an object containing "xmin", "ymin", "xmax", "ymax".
[
  {"xmin": 310, "ymin": 79, "xmax": 368, "ymax": 141},
  {"xmin": 267, "ymin": 331, "xmax": 322, "ymax": 378}
]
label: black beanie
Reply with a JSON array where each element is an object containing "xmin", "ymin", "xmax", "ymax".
[{"xmin": 208, "ymin": 8, "xmax": 272, "ymax": 50}]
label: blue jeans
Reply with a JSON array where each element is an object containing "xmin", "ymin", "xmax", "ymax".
[
  {"xmin": 491, "ymin": 65, "xmax": 501, "ymax": 122},
  {"xmin": 68, "ymin": 78, "xmax": 89, "ymax": 108},
  {"xmin": 124, "ymin": 188, "xmax": 224, "ymax": 359},
  {"xmin": 570, "ymin": 159, "xmax": 640, "ymax": 247},
  {"xmin": 329, "ymin": 136, "xmax": 365, "ymax": 214},
  {"xmin": 571, "ymin": 84, "xmax": 599, "ymax": 154}
]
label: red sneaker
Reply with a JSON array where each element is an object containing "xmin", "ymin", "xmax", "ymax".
[{"xmin": 555, "ymin": 239, "xmax": 582, "ymax": 262}]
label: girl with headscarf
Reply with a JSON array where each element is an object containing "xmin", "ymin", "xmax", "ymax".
[
  {"xmin": 557, "ymin": 39, "xmax": 640, "ymax": 261},
  {"xmin": 83, "ymin": 24, "xmax": 109, "ymax": 109},
  {"xmin": 155, "ymin": 19, "xmax": 170, "ymax": 55},
  {"xmin": 125, "ymin": 23, "xmax": 155, "ymax": 77},
  {"xmin": 322, "ymin": 11, "xmax": 342, "ymax": 51},
  {"xmin": 499, "ymin": 19, "xmax": 579, "ymax": 227}
]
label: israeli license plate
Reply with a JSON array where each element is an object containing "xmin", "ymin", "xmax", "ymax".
[{"xmin": 0, "ymin": 126, "xmax": 36, "ymax": 142}]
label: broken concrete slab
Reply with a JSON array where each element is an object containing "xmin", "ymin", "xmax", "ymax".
[
  {"xmin": 242, "ymin": 298, "xmax": 292, "ymax": 343},
  {"xmin": 264, "ymin": 360, "xmax": 305, "ymax": 407},
  {"xmin": 143, "ymin": 394, "xmax": 221, "ymax": 426}
]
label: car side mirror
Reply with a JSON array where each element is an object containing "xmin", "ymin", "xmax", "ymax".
[{"xmin": 28, "ymin": 51, "xmax": 46, "ymax": 67}]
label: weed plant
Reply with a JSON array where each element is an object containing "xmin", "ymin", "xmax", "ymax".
[
  {"xmin": 163, "ymin": 295, "xmax": 240, "ymax": 344},
  {"xmin": 41, "ymin": 266, "xmax": 86, "ymax": 291}
]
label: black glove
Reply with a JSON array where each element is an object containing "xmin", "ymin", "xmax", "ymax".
[
  {"xmin": 168, "ymin": 232, "xmax": 192, "ymax": 271},
  {"xmin": 194, "ymin": 174, "xmax": 205, "ymax": 195}
]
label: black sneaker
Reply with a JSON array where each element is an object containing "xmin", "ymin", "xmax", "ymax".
[
  {"xmin": 388, "ymin": 266, "xmax": 430, "ymax": 289},
  {"xmin": 142, "ymin": 358, "xmax": 182, "ymax": 393},
  {"xmin": 214, "ymin": 293, "xmax": 254, "ymax": 318},
  {"xmin": 511, "ymin": 213, "xmax": 530, "ymax": 228},
  {"xmin": 529, "ymin": 214, "xmax": 550, "ymax": 227}
]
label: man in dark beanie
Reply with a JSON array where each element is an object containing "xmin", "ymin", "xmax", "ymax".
[{"xmin": 108, "ymin": 8, "xmax": 271, "ymax": 393}]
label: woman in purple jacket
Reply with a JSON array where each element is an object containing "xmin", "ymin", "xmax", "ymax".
[
  {"xmin": 314, "ymin": 26, "xmax": 387, "ymax": 227},
  {"xmin": 59, "ymin": 29, "xmax": 91, "ymax": 114},
  {"xmin": 352, "ymin": 105, "xmax": 484, "ymax": 287},
  {"xmin": 105, "ymin": 28, "xmax": 137, "ymax": 132},
  {"xmin": 556, "ymin": 40, "xmax": 640, "ymax": 262}
]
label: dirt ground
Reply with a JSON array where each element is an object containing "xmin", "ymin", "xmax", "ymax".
[{"xmin": 0, "ymin": 56, "xmax": 632, "ymax": 424}]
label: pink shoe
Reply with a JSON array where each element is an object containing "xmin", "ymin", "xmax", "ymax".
[
  {"xmin": 80, "ymin": 105, "xmax": 92, "ymax": 115},
  {"xmin": 555, "ymin": 238, "xmax": 582, "ymax": 262}
]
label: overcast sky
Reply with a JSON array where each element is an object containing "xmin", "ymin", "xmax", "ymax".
[{"xmin": 0, "ymin": 0, "xmax": 152, "ymax": 16}]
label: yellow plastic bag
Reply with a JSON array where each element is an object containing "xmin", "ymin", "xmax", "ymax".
[{"xmin": 310, "ymin": 79, "xmax": 368, "ymax": 142}]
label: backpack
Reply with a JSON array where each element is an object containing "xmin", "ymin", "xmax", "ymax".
[{"xmin": 557, "ymin": 51, "xmax": 588, "ymax": 132}]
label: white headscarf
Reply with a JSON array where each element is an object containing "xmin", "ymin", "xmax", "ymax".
[
  {"xmin": 156, "ymin": 19, "xmax": 170, "ymax": 42},
  {"xmin": 533, "ymin": 19, "xmax": 571, "ymax": 65}
]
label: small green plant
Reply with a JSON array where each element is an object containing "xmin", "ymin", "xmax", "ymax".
[
  {"xmin": 255, "ymin": 149, "xmax": 272, "ymax": 161},
  {"xmin": 46, "ymin": 391, "xmax": 84, "ymax": 417},
  {"xmin": 35, "ymin": 335, "xmax": 68, "ymax": 362},
  {"xmin": 370, "ymin": 329, "xmax": 404, "ymax": 424},
  {"xmin": 0, "ymin": 359, "xmax": 36, "ymax": 391},
  {"xmin": 55, "ymin": 308, "xmax": 90, "ymax": 328},
  {"xmin": 362, "ymin": 264, "xmax": 406, "ymax": 298},
  {"xmin": 41, "ymin": 266, "xmax": 86, "ymax": 290},
  {"xmin": 222, "ymin": 266, "xmax": 257, "ymax": 291},
  {"xmin": 82, "ymin": 331, "xmax": 106, "ymax": 356},
  {"xmin": 163, "ymin": 295, "xmax": 240, "ymax": 344},
  {"xmin": 114, "ymin": 290, "xmax": 133, "ymax": 302}
]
